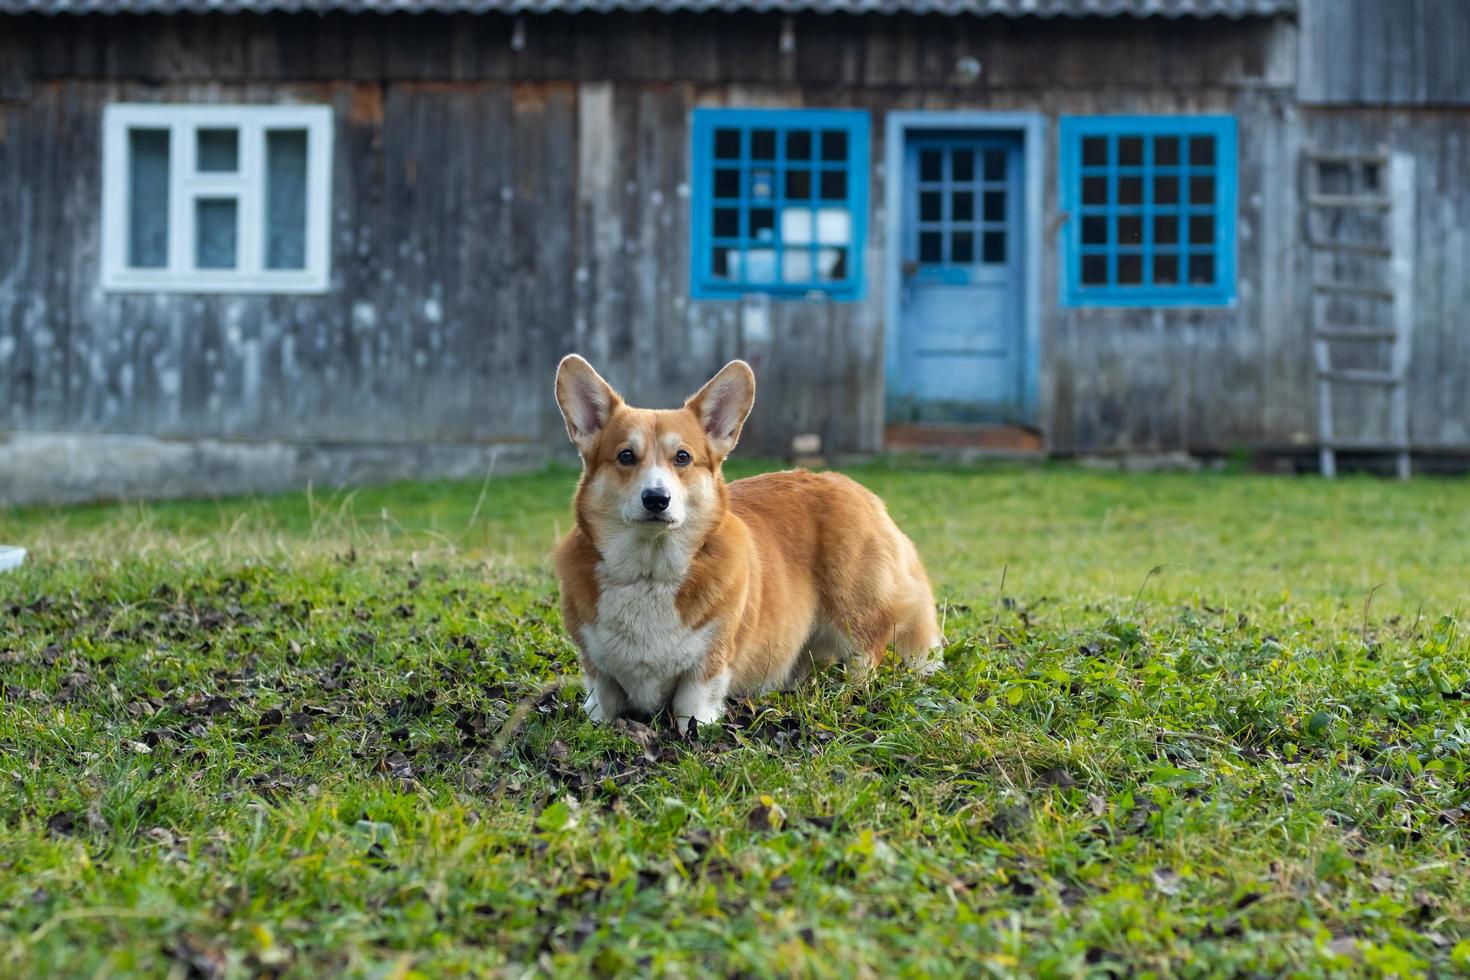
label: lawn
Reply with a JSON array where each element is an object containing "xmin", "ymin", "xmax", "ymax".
[{"xmin": 1, "ymin": 461, "xmax": 1468, "ymax": 977}]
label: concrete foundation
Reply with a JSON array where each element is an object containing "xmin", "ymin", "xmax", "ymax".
[{"xmin": 0, "ymin": 431, "xmax": 569, "ymax": 507}]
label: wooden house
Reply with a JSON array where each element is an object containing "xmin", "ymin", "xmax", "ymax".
[{"xmin": 0, "ymin": 0, "xmax": 1466, "ymax": 502}]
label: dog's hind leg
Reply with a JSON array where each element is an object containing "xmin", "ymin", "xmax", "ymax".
[{"xmin": 892, "ymin": 592, "xmax": 944, "ymax": 677}]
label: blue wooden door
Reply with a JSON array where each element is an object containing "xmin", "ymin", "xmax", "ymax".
[{"xmin": 890, "ymin": 135, "xmax": 1026, "ymax": 423}]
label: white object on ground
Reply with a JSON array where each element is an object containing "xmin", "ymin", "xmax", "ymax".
[{"xmin": 0, "ymin": 546, "xmax": 26, "ymax": 572}]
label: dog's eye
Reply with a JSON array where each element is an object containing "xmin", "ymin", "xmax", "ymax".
[
  {"xmin": 674, "ymin": 449, "xmax": 692, "ymax": 467},
  {"xmin": 617, "ymin": 448, "xmax": 637, "ymax": 465}
]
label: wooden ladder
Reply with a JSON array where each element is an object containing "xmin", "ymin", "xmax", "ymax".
[{"xmin": 1304, "ymin": 148, "xmax": 1414, "ymax": 479}]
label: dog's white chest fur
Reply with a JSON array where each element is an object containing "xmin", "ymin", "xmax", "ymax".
[{"xmin": 581, "ymin": 530, "xmax": 715, "ymax": 715}]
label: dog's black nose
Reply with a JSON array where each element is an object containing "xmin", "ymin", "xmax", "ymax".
[{"xmin": 642, "ymin": 489, "xmax": 671, "ymax": 513}]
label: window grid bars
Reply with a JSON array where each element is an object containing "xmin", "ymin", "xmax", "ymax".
[
  {"xmin": 692, "ymin": 109, "xmax": 868, "ymax": 300},
  {"xmin": 1078, "ymin": 136, "xmax": 1218, "ymax": 287},
  {"xmin": 914, "ymin": 146, "xmax": 1009, "ymax": 267}
]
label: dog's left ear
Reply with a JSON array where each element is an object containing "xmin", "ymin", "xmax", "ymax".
[
  {"xmin": 556, "ymin": 354, "xmax": 622, "ymax": 456},
  {"xmin": 685, "ymin": 360, "xmax": 756, "ymax": 459}
]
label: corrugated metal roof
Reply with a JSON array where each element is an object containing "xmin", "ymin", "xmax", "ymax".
[{"xmin": 0, "ymin": 0, "xmax": 1297, "ymax": 17}]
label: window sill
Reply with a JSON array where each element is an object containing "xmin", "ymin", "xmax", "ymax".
[{"xmin": 102, "ymin": 272, "xmax": 330, "ymax": 295}]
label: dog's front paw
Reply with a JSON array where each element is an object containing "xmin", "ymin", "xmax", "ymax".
[
  {"xmin": 583, "ymin": 676, "xmax": 627, "ymax": 724},
  {"xmin": 672, "ymin": 705, "xmax": 724, "ymax": 736},
  {"xmin": 671, "ymin": 671, "xmax": 730, "ymax": 733},
  {"xmin": 584, "ymin": 694, "xmax": 610, "ymax": 724}
]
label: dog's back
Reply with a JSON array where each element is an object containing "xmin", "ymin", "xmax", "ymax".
[{"xmin": 727, "ymin": 469, "xmax": 942, "ymax": 686}]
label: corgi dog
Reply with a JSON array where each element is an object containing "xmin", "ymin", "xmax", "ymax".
[{"xmin": 553, "ymin": 355, "xmax": 942, "ymax": 728}]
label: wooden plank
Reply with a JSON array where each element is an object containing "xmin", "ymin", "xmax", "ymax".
[
  {"xmin": 1313, "ymin": 280, "xmax": 1395, "ymax": 299},
  {"xmin": 1307, "ymin": 237, "xmax": 1392, "ymax": 257},
  {"xmin": 1315, "ymin": 326, "xmax": 1397, "ymax": 341},
  {"xmin": 1324, "ymin": 437, "xmax": 1416, "ymax": 450},
  {"xmin": 1307, "ymin": 194, "xmax": 1393, "ymax": 210},
  {"xmin": 1304, "ymin": 150, "xmax": 1389, "ymax": 165},
  {"xmin": 1388, "ymin": 150, "xmax": 1416, "ymax": 469},
  {"xmin": 1321, "ymin": 368, "xmax": 1401, "ymax": 386}
]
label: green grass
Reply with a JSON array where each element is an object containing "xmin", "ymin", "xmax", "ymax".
[{"xmin": 1, "ymin": 461, "xmax": 1468, "ymax": 977}]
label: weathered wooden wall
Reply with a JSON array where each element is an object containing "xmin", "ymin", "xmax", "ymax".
[
  {"xmin": 1299, "ymin": 0, "xmax": 1470, "ymax": 106},
  {"xmin": 1294, "ymin": 0, "xmax": 1470, "ymax": 451},
  {"xmin": 0, "ymin": 9, "xmax": 1462, "ymax": 467}
]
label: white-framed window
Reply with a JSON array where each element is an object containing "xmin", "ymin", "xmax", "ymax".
[{"xmin": 101, "ymin": 104, "xmax": 333, "ymax": 293}]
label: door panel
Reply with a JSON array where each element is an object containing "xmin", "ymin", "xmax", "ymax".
[{"xmin": 890, "ymin": 135, "xmax": 1026, "ymax": 423}]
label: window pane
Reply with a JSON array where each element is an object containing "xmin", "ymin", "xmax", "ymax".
[
  {"xmin": 819, "ymin": 170, "xmax": 846, "ymax": 201},
  {"xmin": 982, "ymin": 230, "xmax": 1006, "ymax": 264},
  {"xmin": 820, "ymin": 130, "xmax": 847, "ymax": 162},
  {"xmin": 920, "ymin": 191, "xmax": 942, "ymax": 222},
  {"xmin": 782, "ymin": 249, "xmax": 812, "ymax": 282},
  {"xmin": 952, "ymin": 150, "xmax": 975, "ymax": 182},
  {"xmin": 782, "ymin": 208, "xmax": 813, "ymax": 244},
  {"xmin": 1117, "ymin": 214, "xmax": 1143, "ymax": 246},
  {"xmin": 749, "ymin": 168, "xmax": 775, "ymax": 201},
  {"xmin": 1154, "ymin": 136, "xmax": 1180, "ymax": 166},
  {"xmin": 714, "ymin": 168, "xmax": 740, "ymax": 199},
  {"xmin": 1118, "ymin": 252, "xmax": 1143, "ymax": 284},
  {"xmin": 784, "ymin": 169, "xmax": 811, "ymax": 200},
  {"xmin": 1119, "ymin": 176, "xmax": 1143, "ymax": 206},
  {"xmin": 1154, "ymin": 252, "xmax": 1179, "ymax": 285},
  {"xmin": 714, "ymin": 129, "xmax": 742, "ymax": 160},
  {"xmin": 1082, "ymin": 215, "xmax": 1108, "ymax": 245},
  {"xmin": 265, "ymin": 129, "xmax": 309, "ymax": 271},
  {"xmin": 919, "ymin": 231, "xmax": 942, "ymax": 263},
  {"xmin": 128, "ymin": 128, "xmax": 170, "ymax": 269},
  {"xmin": 1189, "ymin": 214, "xmax": 1215, "ymax": 245},
  {"xmin": 1189, "ymin": 135, "xmax": 1215, "ymax": 166},
  {"xmin": 1082, "ymin": 176, "xmax": 1108, "ymax": 206},
  {"xmin": 1189, "ymin": 252, "xmax": 1215, "ymax": 284},
  {"xmin": 1189, "ymin": 175, "xmax": 1215, "ymax": 206},
  {"xmin": 1081, "ymin": 253, "xmax": 1107, "ymax": 284},
  {"xmin": 751, "ymin": 129, "xmax": 776, "ymax": 161},
  {"xmin": 952, "ymin": 191, "xmax": 974, "ymax": 222},
  {"xmin": 750, "ymin": 208, "xmax": 775, "ymax": 240},
  {"xmin": 746, "ymin": 249, "xmax": 776, "ymax": 283},
  {"xmin": 1154, "ymin": 175, "xmax": 1179, "ymax": 206},
  {"xmin": 816, "ymin": 208, "xmax": 851, "ymax": 245},
  {"xmin": 785, "ymin": 130, "xmax": 812, "ymax": 161},
  {"xmin": 1153, "ymin": 213, "xmax": 1180, "ymax": 245},
  {"xmin": 197, "ymin": 128, "xmax": 238, "ymax": 173},
  {"xmin": 983, "ymin": 190, "xmax": 1005, "ymax": 222},
  {"xmin": 920, "ymin": 150, "xmax": 942, "ymax": 182},
  {"xmin": 983, "ymin": 149, "xmax": 1006, "ymax": 181},
  {"xmin": 1082, "ymin": 136, "xmax": 1109, "ymax": 167},
  {"xmin": 951, "ymin": 231, "xmax": 974, "ymax": 263},
  {"xmin": 714, "ymin": 207, "xmax": 740, "ymax": 238},
  {"xmin": 1119, "ymin": 136, "xmax": 1144, "ymax": 167},
  {"xmin": 817, "ymin": 247, "xmax": 847, "ymax": 281},
  {"xmin": 195, "ymin": 197, "xmax": 237, "ymax": 270},
  {"xmin": 711, "ymin": 246, "xmax": 735, "ymax": 279}
]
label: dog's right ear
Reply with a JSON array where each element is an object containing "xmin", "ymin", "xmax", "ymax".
[{"xmin": 555, "ymin": 354, "xmax": 621, "ymax": 456}]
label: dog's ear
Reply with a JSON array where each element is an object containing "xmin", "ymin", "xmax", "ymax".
[
  {"xmin": 555, "ymin": 355, "xmax": 621, "ymax": 456},
  {"xmin": 685, "ymin": 360, "xmax": 756, "ymax": 459}
]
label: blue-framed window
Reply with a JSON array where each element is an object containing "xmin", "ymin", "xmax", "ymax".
[
  {"xmin": 690, "ymin": 108, "xmax": 869, "ymax": 300},
  {"xmin": 1060, "ymin": 116, "xmax": 1236, "ymax": 307}
]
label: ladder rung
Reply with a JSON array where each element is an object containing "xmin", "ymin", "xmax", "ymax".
[
  {"xmin": 1305, "ymin": 150, "xmax": 1389, "ymax": 165},
  {"xmin": 1323, "ymin": 438, "xmax": 1411, "ymax": 451},
  {"xmin": 1315, "ymin": 325, "xmax": 1397, "ymax": 341},
  {"xmin": 1307, "ymin": 238, "xmax": 1392, "ymax": 257},
  {"xmin": 1308, "ymin": 194, "xmax": 1393, "ymax": 210},
  {"xmin": 1321, "ymin": 369, "xmax": 1401, "ymax": 386},
  {"xmin": 1313, "ymin": 280, "xmax": 1395, "ymax": 299}
]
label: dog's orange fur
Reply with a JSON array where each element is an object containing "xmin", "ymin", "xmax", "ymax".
[{"xmin": 553, "ymin": 354, "xmax": 941, "ymax": 725}]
